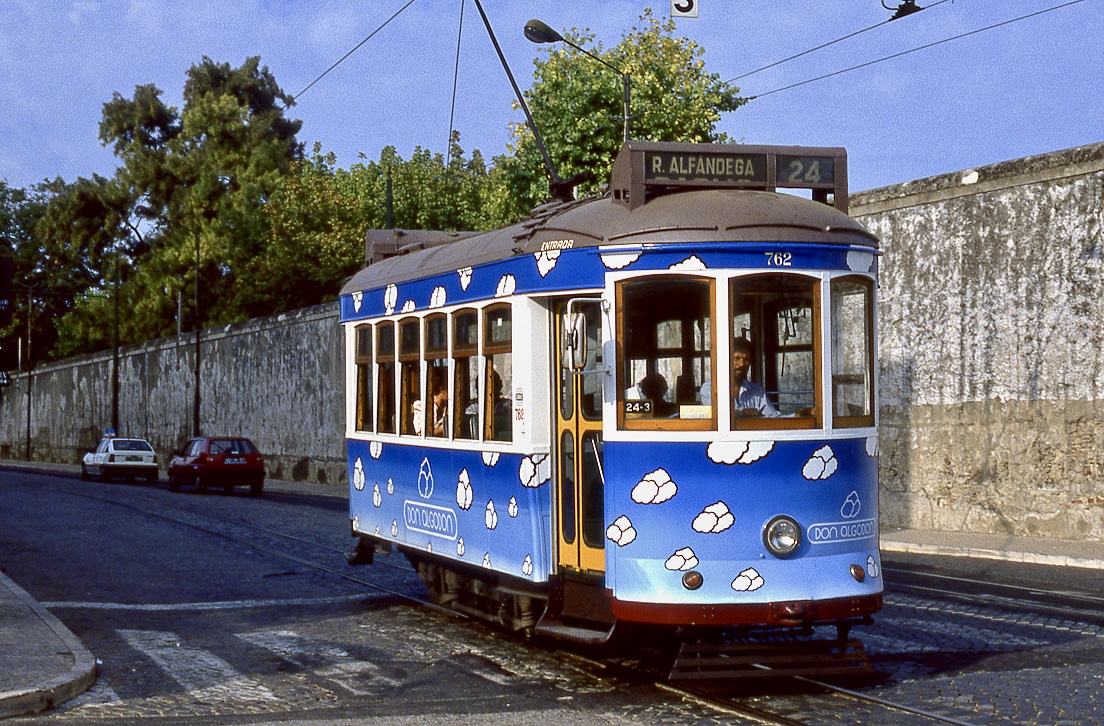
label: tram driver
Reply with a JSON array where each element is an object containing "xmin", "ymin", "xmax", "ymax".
[{"xmin": 699, "ymin": 337, "xmax": 781, "ymax": 418}]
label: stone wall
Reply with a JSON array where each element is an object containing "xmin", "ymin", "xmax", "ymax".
[
  {"xmin": 0, "ymin": 303, "xmax": 346, "ymax": 487},
  {"xmin": 853, "ymin": 142, "xmax": 1104, "ymax": 539},
  {"xmin": 2, "ymin": 142, "xmax": 1102, "ymax": 538}
]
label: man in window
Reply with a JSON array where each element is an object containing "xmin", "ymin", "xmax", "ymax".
[{"xmin": 701, "ymin": 338, "xmax": 781, "ymax": 417}]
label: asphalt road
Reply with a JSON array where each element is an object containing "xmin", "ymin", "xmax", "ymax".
[{"xmin": 3, "ymin": 466, "xmax": 1104, "ymax": 725}]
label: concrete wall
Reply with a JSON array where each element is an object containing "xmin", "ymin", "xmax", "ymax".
[
  {"xmin": 2, "ymin": 142, "xmax": 1102, "ymax": 539},
  {"xmin": 852, "ymin": 142, "xmax": 1104, "ymax": 539},
  {"xmin": 0, "ymin": 303, "xmax": 346, "ymax": 487}
]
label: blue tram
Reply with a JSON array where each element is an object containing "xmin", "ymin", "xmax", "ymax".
[{"xmin": 340, "ymin": 141, "xmax": 881, "ymax": 668}]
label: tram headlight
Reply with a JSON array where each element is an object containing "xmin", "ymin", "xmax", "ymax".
[{"xmin": 763, "ymin": 515, "xmax": 801, "ymax": 557}]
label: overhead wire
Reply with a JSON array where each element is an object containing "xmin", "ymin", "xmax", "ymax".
[
  {"xmin": 744, "ymin": 0, "xmax": 1089, "ymax": 100},
  {"xmin": 726, "ymin": 0, "xmax": 952, "ymax": 83},
  {"xmin": 290, "ymin": 0, "xmax": 421, "ymax": 103},
  {"xmin": 446, "ymin": 0, "xmax": 466, "ymax": 168}
]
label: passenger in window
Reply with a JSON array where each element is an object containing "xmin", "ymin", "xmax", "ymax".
[
  {"xmin": 430, "ymin": 381, "xmax": 448, "ymax": 437},
  {"xmin": 628, "ymin": 372, "xmax": 675, "ymax": 417},
  {"xmin": 411, "ymin": 399, "xmax": 424, "ymax": 435},
  {"xmin": 700, "ymin": 338, "xmax": 781, "ymax": 417}
]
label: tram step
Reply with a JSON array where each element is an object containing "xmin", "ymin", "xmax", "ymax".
[{"xmin": 669, "ymin": 637, "xmax": 874, "ymax": 681}]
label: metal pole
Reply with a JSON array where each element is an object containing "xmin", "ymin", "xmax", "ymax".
[
  {"xmin": 622, "ymin": 74, "xmax": 631, "ymax": 142},
  {"xmin": 24, "ymin": 289, "xmax": 31, "ymax": 461},
  {"xmin": 193, "ymin": 234, "xmax": 201, "ymax": 437},
  {"xmin": 112, "ymin": 244, "xmax": 120, "ymax": 435}
]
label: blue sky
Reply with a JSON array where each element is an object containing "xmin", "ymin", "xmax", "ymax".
[{"xmin": 1, "ymin": 0, "xmax": 1099, "ymax": 194}]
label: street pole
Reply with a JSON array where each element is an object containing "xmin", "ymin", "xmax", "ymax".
[
  {"xmin": 193, "ymin": 234, "xmax": 200, "ymax": 437},
  {"xmin": 112, "ymin": 244, "xmax": 120, "ymax": 435}
]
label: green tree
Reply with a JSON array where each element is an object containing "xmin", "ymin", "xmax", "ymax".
[{"xmin": 490, "ymin": 11, "xmax": 745, "ymax": 223}]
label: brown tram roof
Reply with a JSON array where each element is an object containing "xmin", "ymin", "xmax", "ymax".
[{"xmin": 341, "ymin": 188, "xmax": 877, "ymax": 296}]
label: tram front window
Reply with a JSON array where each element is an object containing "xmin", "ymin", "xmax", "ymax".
[
  {"xmin": 616, "ymin": 276, "xmax": 715, "ymax": 431},
  {"xmin": 730, "ymin": 274, "xmax": 819, "ymax": 429}
]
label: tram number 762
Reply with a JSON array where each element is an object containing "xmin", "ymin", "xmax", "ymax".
[{"xmin": 765, "ymin": 252, "xmax": 793, "ymax": 267}]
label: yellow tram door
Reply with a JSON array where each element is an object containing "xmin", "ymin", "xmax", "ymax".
[{"xmin": 553, "ymin": 298, "xmax": 606, "ymax": 574}]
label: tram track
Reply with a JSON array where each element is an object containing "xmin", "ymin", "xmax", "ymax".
[{"xmin": 21, "ymin": 474, "xmax": 1104, "ymax": 725}]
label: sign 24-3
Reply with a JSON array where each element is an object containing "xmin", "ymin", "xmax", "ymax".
[{"xmin": 671, "ymin": 0, "xmax": 698, "ymax": 18}]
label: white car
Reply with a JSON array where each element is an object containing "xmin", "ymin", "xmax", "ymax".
[{"xmin": 81, "ymin": 437, "xmax": 159, "ymax": 482}]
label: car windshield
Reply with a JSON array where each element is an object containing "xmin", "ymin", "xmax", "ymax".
[
  {"xmin": 113, "ymin": 440, "xmax": 153, "ymax": 452},
  {"xmin": 209, "ymin": 439, "xmax": 258, "ymax": 455}
]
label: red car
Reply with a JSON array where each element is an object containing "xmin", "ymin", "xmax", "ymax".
[{"xmin": 168, "ymin": 437, "xmax": 265, "ymax": 495}]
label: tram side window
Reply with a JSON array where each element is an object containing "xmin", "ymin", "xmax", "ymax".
[
  {"xmin": 376, "ymin": 323, "xmax": 396, "ymax": 434},
  {"xmin": 399, "ymin": 317, "xmax": 421, "ymax": 436},
  {"xmin": 453, "ymin": 309, "xmax": 480, "ymax": 440},
  {"xmin": 729, "ymin": 274, "xmax": 819, "ymax": 429},
  {"xmin": 354, "ymin": 324, "xmax": 373, "ymax": 432},
  {"xmin": 617, "ymin": 276, "xmax": 715, "ymax": 431},
  {"xmin": 425, "ymin": 314, "xmax": 449, "ymax": 438},
  {"xmin": 484, "ymin": 304, "xmax": 513, "ymax": 442},
  {"xmin": 830, "ymin": 276, "xmax": 875, "ymax": 427}
]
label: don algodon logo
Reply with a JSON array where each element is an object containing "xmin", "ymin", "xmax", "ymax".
[{"xmin": 418, "ymin": 458, "xmax": 434, "ymax": 499}]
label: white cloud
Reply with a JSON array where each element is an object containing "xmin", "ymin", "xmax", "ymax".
[
  {"xmin": 391, "ymin": 519, "xmax": 399, "ymax": 537},
  {"xmin": 692, "ymin": 501, "xmax": 734, "ymax": 534},
  {"xmin": 866, "ymin": 436, "xmax": 879, "ymax": 458},
  {"xmin": 384, "ymin": 284, "xmax": 398, "ymax": 315},
  {"xmin": 352, "ymin": 513, "xmax": 359, "ymax": 531},
  {"xmin": 369, "ymin": 441, "xmax": 382, "ymax": 459},
  {"xmin": 482, "ymin": 451, "xmax": 499, "ymax": 467},
  {"xmin": 400, "ymin": 300, "xmax": 415, "ymax": 313},
  {"xmin": 600, "ymin": 251, "xmax": 641, "ymax": 270},
  {"xmin": 605, "ymin": 515, "xmax": 637, "ymax": 547},
  {"xmin": 387, "ymin": 478, "xmax": 394, "ymax": 495},
  {"xmin": 351, "ymin": 291, "xmax": 363, "ymax": 312},
  {"xmin": 669, "ymin": 255, "xmax": 706, "ymax": 271},
  {"xmin": 846, "ymin": 250, "xmax": 874, "ymax": 272},
  {"xmin": 731, "ymin": 567, "xmax": 764, "ymax": 592},
  {"xmin": 457, "ymin": 537, "xmax": 465, "ymax": 556},
  {"xmin": 495, "ymin": 274, "xmax": 516, "ymax": 297},
  {"xmin": 535, "ymin": 250, "xmax": 560, "ymax": 277},
  {"xmin": 456, "ymin": 468, "xmax": 473, "ymax": 510},
  {"xmin": 802, "ymin": 445, "xmax": 839, "ymax": 481},
  {"xmin": 867, "ymin": 555, "xmax": 880, "ymax": 579},
  {"xmin": 426, "ymin": 541, "xmax": 432, "ymax": 553},
  {"xmin": 664, "ymin": 547, "xmax": 699, "ymax": 571},
  {"xmin": 519, "ymin": 454, "xmax": 551, "ymax": 488},
  {"xmin": 631, "ymin": 468, "xmax": 677, "ymax": 505},
  {"xmin": 840, "ymin": 491, "xmax": 862, "ymax": 519},
  {"xmin": 522, "ymin": 554, "xmax": 533, "ymax": 576},
  {"xmin": 430, "ymin": 286, "xmax": 446, "ymax": 308},
  {"xmin": 482, "ymin": 553, "xmax": 492, "ymax": 568},
  {"xmin": 485, "ymin": 500, "xmax": 498, "ymax": 530},
  {"xmin": 458, "ymin": 267, "xmax": 472, "ymax": 290},
  {"xmin": 372, "ymin": 482, "xmax": 382, "ymax": 508},
  {"xmin": 707, "ymin": 440, "xmax": 774, "ymax": 465},
  {"xmin": 508, "ymin": 496, "xmax": 518, "ymax": 518},
  {"xmin": 352, "ymin": 457, "xmax": 365, "ymax": 491}
]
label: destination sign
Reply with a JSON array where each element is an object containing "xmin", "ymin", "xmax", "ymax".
[{"xmin": 645, "ymin": 151, "xmax": 768, "ymax": 184}]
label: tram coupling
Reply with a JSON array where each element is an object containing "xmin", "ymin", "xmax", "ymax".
[{"xmin": 668, "ymin": 634, "xmax": 875, "ymax": 682}]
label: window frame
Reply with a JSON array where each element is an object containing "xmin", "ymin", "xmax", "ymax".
[
  {"xmin": 452, "ymin": 308, "xmax": 481, "ymax": 441},
  {"xmin": 354, "ymin": 323, "xmax": 374, "ymax": 433},
  {"xmin": 375, "ymin": 321, "xmax": 397, "ymax": 434},
  {"xmin": 829, "ymin": 274, "xmax": 876, "ymax": 429},
  {"xmin": 483, "ymin": 303, "xmax": 513, "ymax": 442}
]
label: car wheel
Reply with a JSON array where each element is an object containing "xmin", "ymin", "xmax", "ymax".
[
  {"xmin": 196, "ymin": 475, "xmax": 208, "ymax": 493},
  {"xmin": 168, "ymin": 471, "xmax": 180, "ymax": 492},
  {"xmin": 80, "ymin": 464, "xmax": 90, "ymax": 481},
  {"xmin": 250, "ymin": 479, "xmax": 264, "ymax": 497}
]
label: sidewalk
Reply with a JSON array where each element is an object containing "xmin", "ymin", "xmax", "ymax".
[{"xmin": 3, "ymin": 459, "xmax": 1104, "ymax": 717}]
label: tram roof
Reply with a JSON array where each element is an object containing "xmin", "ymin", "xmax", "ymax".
[{"xmin": 341, "ymin": 187, "xmax": 878, "ymax": 296}]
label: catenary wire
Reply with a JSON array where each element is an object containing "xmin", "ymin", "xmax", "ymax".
[
  {"xmin": 291, "ymin": 0, "xmax": 421, "ymax": 103},
  {"xmin": 745, "ymin": 0, "xmax": 1089, "ymax": 100},
  {"xmin": 726, "ymin": 0, "xmax": 952, "ymax": 83},
  {"xmin": 446, "ymin": 0, "xmax": 466, "ymax": 168}
]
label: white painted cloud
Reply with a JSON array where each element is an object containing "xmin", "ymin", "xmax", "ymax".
[
  {"xmin": 846, "ymin": 250, "xmax": 874, "ymax": 272},
  {"xmin": 456, "ymin": 468, "xmax": 473, "ymax": 510},
  {"xmin": 707, "ymin": 440, "xmax": 774, "ymax": 465},
  {"xmin": 535, "ymin": 250, "xmax": 560, "ymax": 277},
  {"xmin": 519, "ymin": 454, "xmax": 551, "ymax": 488},
  {"xmin": 430, "ymin": 286, "xmax": 446, "ymax": 308},
  {"xmin": 522, "ymin": 554, "xmax": 533, "ymax": 576},
  {"xmin": 384, "ymin": 284, "xmax": 398, "ymax": 315},
  {"xmin": 482, "ymin": 553, "xmax": 492, "ymax": 568},
  {"xmin": 391, "ymin": 519, "xmax": 399, "ymax": 537},
  {"xmin": 458, "ymin": 267, "xmax": 473, "ymax": 290},
  {"xmin": 664, "ymin": 547, "xmax": 699, "ymax": 571},
  {"xmin": 669, "ymin": 255, "xmax": 706, "ymax": 271},
  {"xmin": 369, "ymin": 441, "xmax": 382, "ymax": 459},
  {"xmin": 631, "ymin": 468, "xmax": 677, "ymax": 505},
  {"xmin": 352, "ymin": 514, "xmax": 359, "ymax": 531},
  {"xmin": 373, "ymin": 523, "xmax": 380, "ymax": 536},
  {"xmin": 600, "ymin": 251, "xmax": 641, "ymax": 269},
  {"xmin": 387, "ymin": 478, "xmax": 394, "ymax": 495},
  {"xmin": 692, "ymin": 501, "xmax": 735, "ymax": 534},
  {"xmin": 400, "ymin": 300, "xmax": 415, "ymax": 313},
  {"xmin": 731, "ymin": 567, "xmax": 765, "ymax": 592},
  {"xmin": 457, "ymin": 537, "xmax": 465, "ymax": 556},
  {"xmin": 372, "ymin": 482, "xmax": 382, "ymax": 508},
  {"xmin": 426, "ymin": 541, "xmax": 432, "ymax": 553},
  {"xmin": 482, "ymin": 451, "xmax": 499, "ymax": 467},
  {"xmin": 606, "ymin": 515, "xmax": 637, "ymax": 547},
  {"xmin": 803, "ymin": 445, "xmax": 839, "ymax": 481},
  {"xmin": 351, "ymin": 291, "xmax": 363, "ymax": 312},
  {"xmin": 508, "ymin": 496, "xmax": 518, "ymax": 518},
  {"xmin": 495, "ymin": 274, "xmax": 516, "ymax": 297},
  {"xmin": 485, "ymin": 500, "xmax": 498, "ymax": 530},
  {"xmin": 352, "ymin": 457, "xmax": 365, "ymax": 491},
  {"xmin": 867, "ymin": 555, "xmax": 880, "ymax": 579},
  {"xmin": 866, "ymin": 436, "xmax": 879, "ymax": 458},
  {"xmin": 841, "ymin": 491, "xmax": 862, "ymax": 519}
]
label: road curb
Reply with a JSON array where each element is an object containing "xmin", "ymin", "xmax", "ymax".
[{"xmin": 0, "ymin": 574, "xmax": 97, "ymax": 718}]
